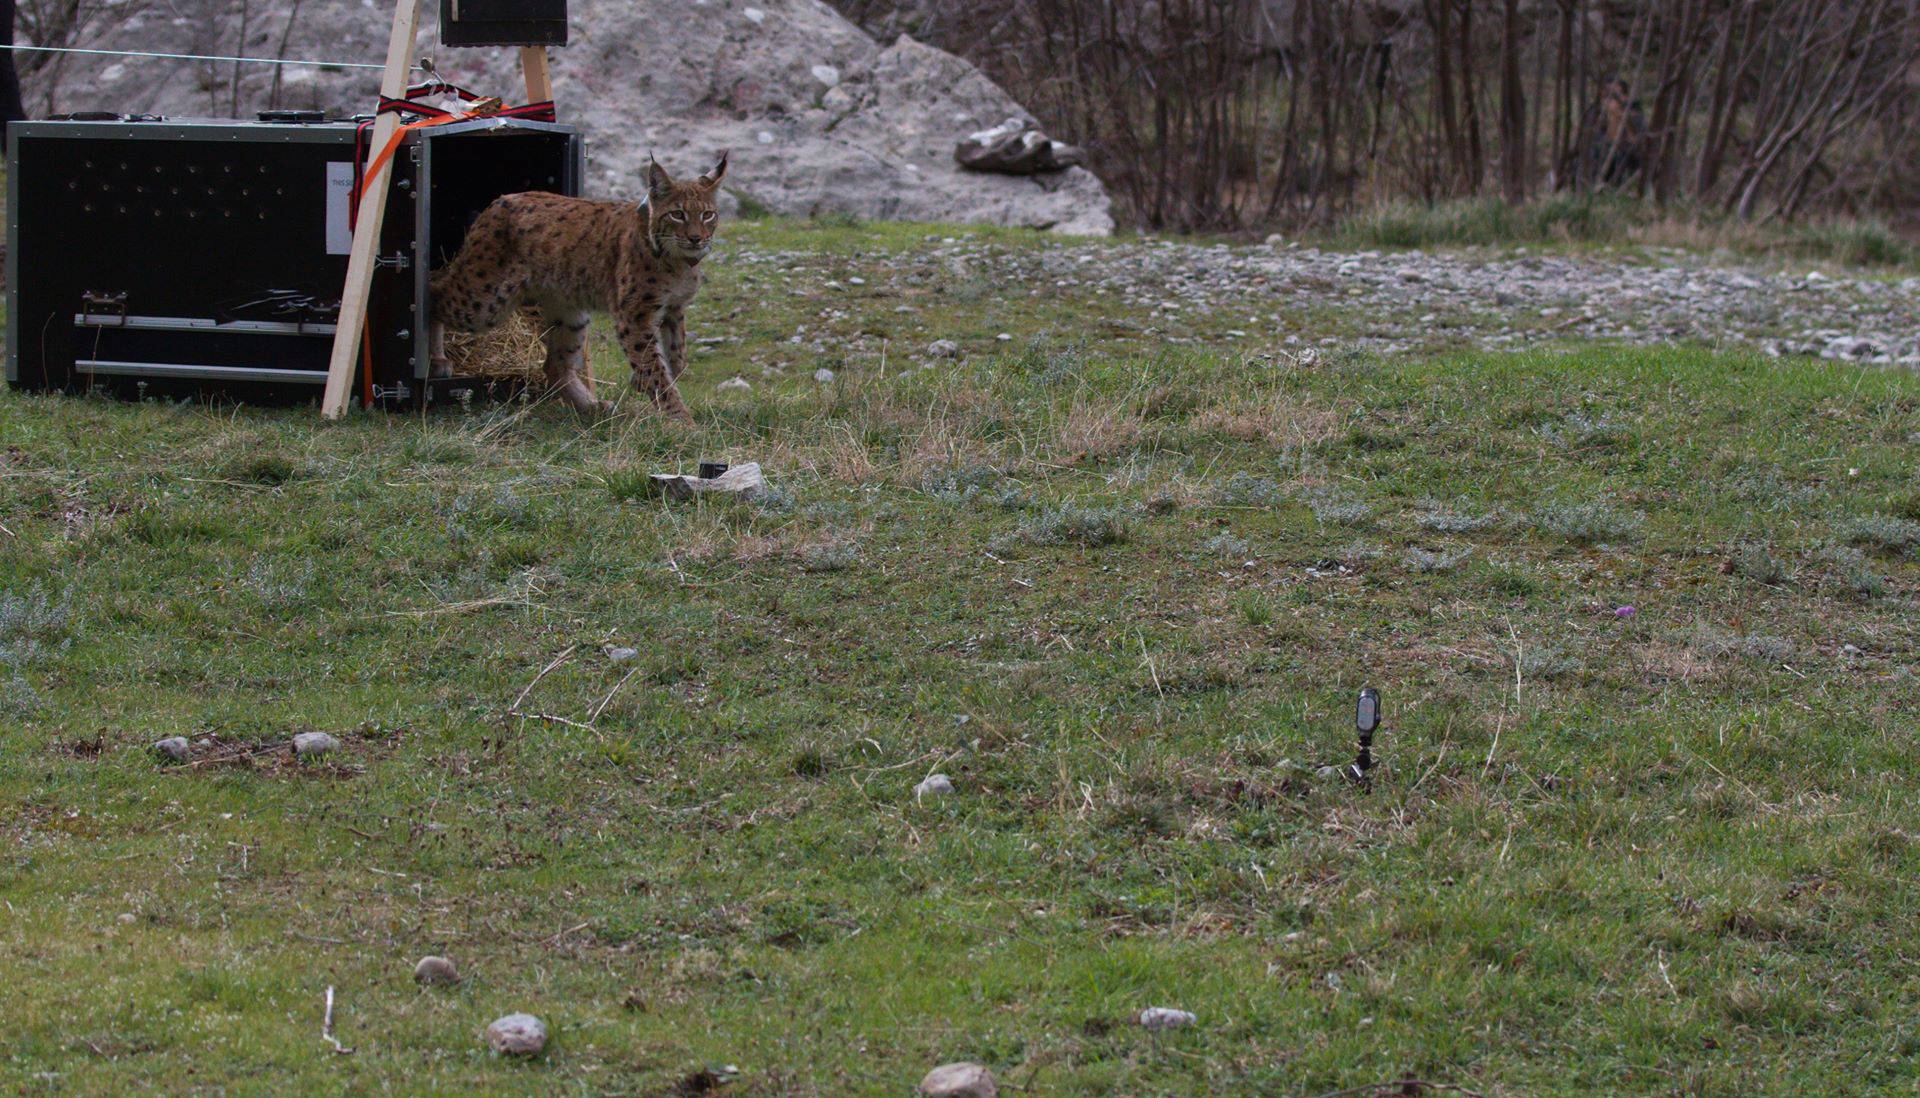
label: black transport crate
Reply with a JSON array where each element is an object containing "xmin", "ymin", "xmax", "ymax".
[
  {"xmin": 7, "ymin": 115, "xmax": 582, "ymax": 407},
  {"xmin": 441, "ymin": 0, "xmax": 569, "ymax": 47}
]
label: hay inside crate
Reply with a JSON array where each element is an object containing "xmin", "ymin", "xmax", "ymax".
[{"xmin": 441, "ymin": 307, "xmax": 578, "ymax": 385}]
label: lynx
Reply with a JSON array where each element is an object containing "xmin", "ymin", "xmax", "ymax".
[{"xmin": 427, "ymin": 151, "xmax": 730, "ymax": 417}]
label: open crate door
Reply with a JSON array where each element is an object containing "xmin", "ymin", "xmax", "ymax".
[{"xmin": 321, "ymin": 0, "xmax": 565, "ymax": 418}]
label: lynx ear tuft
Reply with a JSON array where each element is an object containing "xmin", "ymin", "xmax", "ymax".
[
  {"xmin": 701, "ymin": 149, "xmax": 730, "ymax": 188},
  {"xmin": 647, "ymin": 156, "xmax": 674, "ymax": 200}
]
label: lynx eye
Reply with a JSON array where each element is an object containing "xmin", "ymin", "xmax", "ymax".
[
  {"xmin": 667, "ymin": 210, "xmax": 686, "ymax": 222},
  {"xmin": 701, "ymin": 211, "xmax": 716, "ymax": 223}
]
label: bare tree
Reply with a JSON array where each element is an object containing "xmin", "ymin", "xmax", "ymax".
[{"xmin": 836, "ymin": 0, "xmax": 1920, "ymax": 233}]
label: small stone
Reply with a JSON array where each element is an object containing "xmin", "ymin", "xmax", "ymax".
[
  {"xmin": 1136, "ymin": 1006, "xmax": 1197, "ymax": 1030},
  {"xmin": 116, "ymin": 912, "xmax": 137, "ymax": 924},
  {"xmin": 914, "ymin": 773, "xmax": 955, "ymax": 802},
  {"xmin": 607, "ymin": 646, "xmax": 639, "ymax": 663},
  {"xmin": 718, "ymin": 376, "xmax": 752, "ymax": 390},
  {"xmin": 153, "ymin": 736, "xmax": 191, "ymax": 762},
  {"xmin": 292, "ymin": 732, "xmax": 339, "ymax": 758},
  {"xmin": 918, "ymin": 1061, "xmax": 997, "ymax": 1098},
  {"xmin": 413, "ymin": 955, "xmax": 460, "ymax": 986},
  {"xmin": 741, "ymin": 6, "xmax": 765, "ymax": 24},
  {"xmin": 813, "ymin": 368, "xmax": 837, "ymax": 383},
  {"xmin": 995, "ymin": 332, "xmax": 1012, "ymax": 342},
  {"xmin": 810, "ymin": 63, "xmax": 840, "ymax": 87},
  {"xmin": 927, "ymin": 339, "xmax": 960, "ymax": 358},
  {"xmin": 755, "ymin": 130, "xmax": 774, "ymax": 145},
  {"xmin": 485, "ymin": 1012, "xmax": 548, "ymax": 1056}
]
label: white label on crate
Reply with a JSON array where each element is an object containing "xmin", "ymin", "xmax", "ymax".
[{"xmin": 324, "ymin": 162, "xmax": 355, "ymax": 255}]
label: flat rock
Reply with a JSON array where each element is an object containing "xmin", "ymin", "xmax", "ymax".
[
  {"xmin": 607, "ymin": 646, "xmax": 639, "ymax": 663},
  {"xmin": 918, "ymin": 1061, "xmax": 997, "ymax": 1098},
  {"xmin": 413, "ymin": 955, "xmax": 460, "ymax": 986},
  {"xmin": 485, "ymin": 1012, "xmax": 548, "ymax": 1056},
  {"xmin": 153, "ymin": 737, "xmax": 191, "ymax": 762},
  {"xmin": 292, "ymin": 732, "xmax": 340, "ymax": 758},
  {"xmin": 928, "ymin": 339, "xmax": 961, "ymax": 358},
  {"xmin": 914, "ymin": 773, "xmax": 955, "ymax": 801},
  {"xmin": 813, "ymin": 367, "xmax": 837, "ymax": 383},
  {"xmin": 651, "ymin": 461, "xmax": 767, "ymax": 502}
]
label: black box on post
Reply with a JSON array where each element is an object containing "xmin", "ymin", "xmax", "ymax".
[
  {"xmin": 440, "ymin": 0, "xmax": 568, "ymax": 47},
  {"xmin": 6, "ymin": 115, "xmax": 582, "ymax": 406}
]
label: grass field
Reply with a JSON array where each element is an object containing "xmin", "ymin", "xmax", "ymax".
[{"xmin": 4, "ymin": 219, "xmax": 1919, "ymax": 1095}]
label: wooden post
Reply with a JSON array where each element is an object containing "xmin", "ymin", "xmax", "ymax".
[
  {"xmin": 518, "ymin": 46, "xmax": 553, "ymax": 103},
  {"xmin": 321, "ymin": 0, "xmax": 423, "ymax": 419},
  {"xmin": 519, "ymin": 44, "xmax": 585, "ymax": 392}
]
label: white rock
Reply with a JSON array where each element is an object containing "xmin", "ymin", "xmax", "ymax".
[
  {"xmin": 485, "ymin": 1012, "xmax": 548, "ymax": 1056},
  {"xmin": 607, "ymin": 646, "xmax": 639, "ymax": 663},
  {"xmin": 755, "ymin": 130, "xmax": 775, "ymax": 145},
  {"xmin": 813, "ymin": 368, "xmax": 837, "ymax": 383},
  {"xmin": 153, "ymin": 737, "xmax": 191, "ymax": 762},
  {"xmin": 918, "ymin": 1061, "xmax": 997, "ymax": 1098},
  {"xmin": 41, "ymin": 0, "xmax": 1118, "ymax": 237},
  {"xmin": 1136, "ymin": 1006, "xmax": 1197, "ymax": 1030},
  {"xmin": 810, "ymin": 63, "xmax": 841, "ymax": 87},
  {"xmin": 292, "ymin": 732, "xmax": 340, "ymax": 758},
  {"xmin": 928, "ymin": 339, "xmax": 960, "ymax": 358},
  {"xmin": 914, "ymin": 773, "xmax": 955, "ymax": 801},
  {"xmin": 413, "ymin": 955, "xmax": 460, "ymax": 986},
  {"xmin": 995, "ymin": 332, "xmax": 1012, "ymax": 342},
  {"xmin": 718, "ymin": 376, "xmax": 752, "ymax": 390}
]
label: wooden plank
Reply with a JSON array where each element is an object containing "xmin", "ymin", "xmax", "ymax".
[
  {"xmin": 518, "ymin": 45, "xmax": 554, "ymax": 103},
  {"xmin": 517, "ymin": 45, "xmax": 586, "ymax": 393},
  {"xmin": 320, "ymin": 0, "xmax": 423, "ymax": 419}
]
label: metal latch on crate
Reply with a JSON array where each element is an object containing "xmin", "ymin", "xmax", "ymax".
[
  {"xmin": 371, "ymin": 381, "xmax": 412, "ymax": 402},
  {"xmin": 374, "ymin": 253, "xmax": 412, "ymax": 271},
  {"xmin": 80, "ymin": 290, "xmax": 129, "ymax": 325}
]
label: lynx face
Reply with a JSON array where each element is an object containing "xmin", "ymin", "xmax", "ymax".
[{"xmin": 647, "ymin": 151, "xmax": 729, "ymax": 263}]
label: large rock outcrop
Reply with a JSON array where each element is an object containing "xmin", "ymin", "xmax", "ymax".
[{"xmin": 23, "ymin": 0, "xmax": 1113, "ymax": 235}]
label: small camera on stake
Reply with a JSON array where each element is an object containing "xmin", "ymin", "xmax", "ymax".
[{"xmin": 1319, "ymin": 687, "xmax": 1381, "ymax": 785}]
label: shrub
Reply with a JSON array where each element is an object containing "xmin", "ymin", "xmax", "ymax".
[
  {"xmin": 1404, "ymin": 547, "xmax": 1470, "ymax": 573},
  {"xmin": 1730, "ymin": 543, "xmax": 1792, "ymax": 586},
  {"xmin": 1846, "ymin": 514, "xmax": 1920, "ymax": 557},
  {"xmin": 1416, "ymin": 503, "xmax": 1504, "ymax": 534},
  {"xmin": 1215, "ymin": 473, "xmax": 1286, "ymax": 507},
  {"xmin": 1015, "ymin": 505, "xmax": 1130, "ymax": 547},
  {"xmin": 1533, "ymin": 500, "xmax": 1641, "ymax": 544}
]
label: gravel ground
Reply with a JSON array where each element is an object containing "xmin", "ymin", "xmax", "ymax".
[{"xmin": 731, "ymin": 233, "xmax": 1920, "ymax": 368}]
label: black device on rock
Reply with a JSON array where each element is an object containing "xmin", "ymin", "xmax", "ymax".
[
  {"xmin": 440, "ymin": 0, "xmax": 568, "ymax": 47},
  {"xmin": 6, "ymin": 115, "xmax": 581, "ymax": 405}
]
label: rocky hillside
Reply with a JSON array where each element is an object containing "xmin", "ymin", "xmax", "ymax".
[{"xmin": 21, "ymin": 0, "xmax": 1112, "ymax": 234}]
